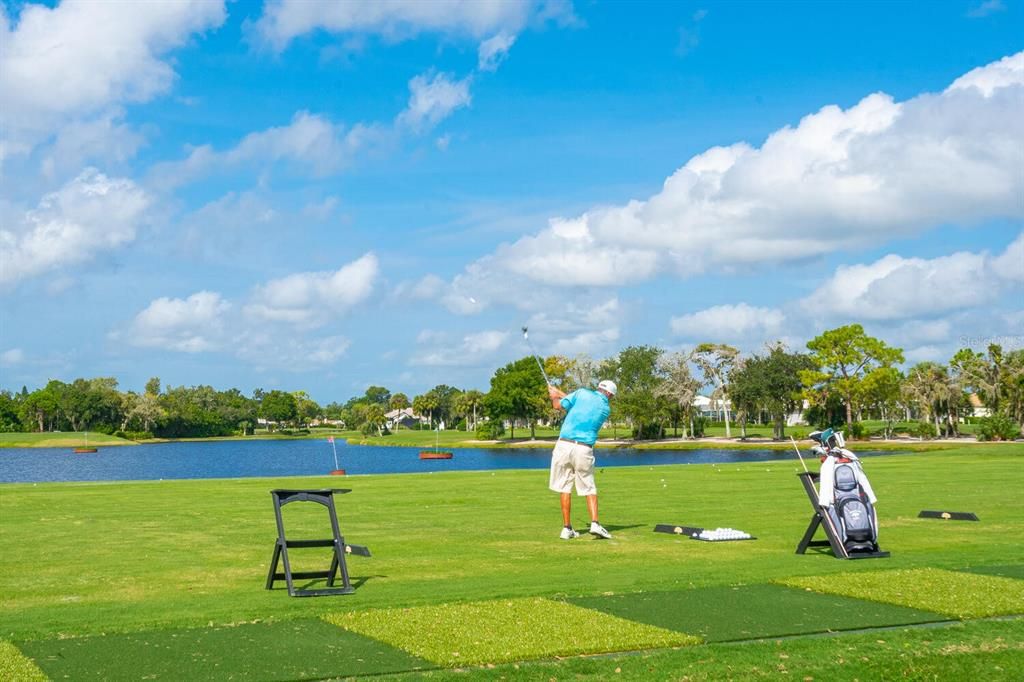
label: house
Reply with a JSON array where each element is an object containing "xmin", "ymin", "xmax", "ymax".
[
  {"xmin": 967, "ymin": 393, "xmax": 992, "ymax": 418},
  {"xmin": 693, "ymin": 395, "xmax": 730, "ymax": 421},
  {"xmin": 385, "ymin": 407, "xmax": 430, "ymax": 430}
]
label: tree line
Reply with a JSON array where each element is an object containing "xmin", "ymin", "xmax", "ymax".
[{"xmin": 1, "ymin": 325, "xmax": 1021, "ymax": 441}]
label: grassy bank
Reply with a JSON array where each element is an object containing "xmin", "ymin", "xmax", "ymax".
[
  {"xmin": 0, "ymin": 432, "xmax": 133, "ymax": 448},
  {"xmin": 3, "ymin": 423, "xmax": 990, "ymax": 452}
]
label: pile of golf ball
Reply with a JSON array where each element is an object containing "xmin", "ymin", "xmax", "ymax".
[{"xmin": 698, "ymin": 527, "xmax": 752, "ymax": 541}]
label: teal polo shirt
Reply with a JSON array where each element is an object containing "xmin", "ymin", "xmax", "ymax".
[{"xmin": 558, "ymin": 388, "xmax": 610, "ymax": 445}]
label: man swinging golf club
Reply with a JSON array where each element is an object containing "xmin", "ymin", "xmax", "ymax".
[{"xmin": 547, "ymin": 379, "xmax": 616, "ymax": 540}]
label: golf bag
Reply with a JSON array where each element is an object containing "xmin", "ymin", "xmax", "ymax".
[{"xmin": 811, "ymin": 429, "xmax": 879, "ymax": 554}]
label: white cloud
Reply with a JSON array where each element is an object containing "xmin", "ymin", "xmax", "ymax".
[
  {"xmin": 947, "ymin": 51, "xmax": 1022, "ymax": 97},
  {"xmin": 889, "ymin": 319, "xmax": 954, "ymax": 346},
  {"xmin": 150, "ymin": 111, "xmax": 381, "ymax": 188},
  {"xmin": 302, "ymin": 196, "xmax": 339, "ymax": 221},
  {"xmin": 801, "ymin": 235, "xmax": 1023, "ymax": 320},
  {"xmin": 1, "ymin": 348, "xmax": 25, "ymax": 366},
  {"xmin": 521, "ymin": 297, "xmax": 622, "ymax": 357},
  {"xmin": 478, "ymin": 31, "xmax": 516, "ymax": 71},
  {"xmin": 439, "ymin": 51, "xmax": 1024, "ymax": 294},
  {"xmin": 992, "ymin": 232, "xmax": 1024, "ymax": 282},
  {"xmin": 549, "ymin": 327, "xmax": 620, "ymax": 357},
  {"xmin": 123, "ymin": 291, "xmax": 231, "ymax": 353},
  {"xmin": 410, "ymin": 328, "xmax": 510, "ymax": 366},
  {"xmin": 245, "ymin": 253, "xmax": 379, "ymax": 327},
  {"xmin": 236, "ymin": 333, "xmax": 351, "ymax": 370},
  {"xmin": 675, "ymin": 8, "xmax": 707, "ymax": 57},
  {"xmin": 254, "ymin": 0, "xmax": 574, "ymax": 52},
  {"xmin": 39, "ymin": 110, "xmax": 146, "ymax": 179},
  {"xmin": 176, "ymin": 190, "xmax": 278, "ymax": 260},
  {"xmin": 397, "ymin": 73, "xmax": 473, "ymax": 133},
  {"xmin": 115, "ymin": 256, "xmax": 379, "ymax": 368},
  {"xmin": 670, "ymin": 303, "xmax": 786, "ymax": 341},
  {"xmin": 410, "ymin": 274, "xmax": 447, "ymax": 300},
  {"xmin": 0, "ymin": 169, "xmax": 150, "ymax": 286},
  {"xmin": 904, "ymin": 345, "xmax": 945, "ymax": 364},
  {"xmin": 0, "ymin": 0, "xmax": 225, "ymax": 157},
  {"xmin": 967, "ymin": 0, "xmax": 1006, "ymax": 18}
]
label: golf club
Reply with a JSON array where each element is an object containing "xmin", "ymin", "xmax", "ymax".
[
  {"xmin": 790, "ymin": 435, "xmax": 809, "ymax": 473},
  {"xmin": 521, "ymin": 326, "xmax": 551, "ymax": 385}
]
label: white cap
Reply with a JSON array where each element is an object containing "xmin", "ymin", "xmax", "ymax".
[{"xmin": 597, "ymin": 379, "xmax": 617, "ymax": 396}]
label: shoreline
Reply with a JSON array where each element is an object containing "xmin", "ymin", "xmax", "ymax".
[{"xmin": 0, "ymin": 431, "xmax": 1000, "ymax": 452}]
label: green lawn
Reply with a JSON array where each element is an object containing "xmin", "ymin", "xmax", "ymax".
[
  {"xmin": 0, "ymin": 432, "xmax": 133, "ymax": 448},
  {"xmin": 1, "ymin": 444, "xmax": 1021, "ymax": 679}
]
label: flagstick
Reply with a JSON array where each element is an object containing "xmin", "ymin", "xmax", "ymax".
[{"xmin": 329, "ymin": 436, "xmax": 344, "ymax": 475}]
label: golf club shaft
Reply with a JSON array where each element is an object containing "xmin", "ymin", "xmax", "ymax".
[
  {"xmin": 790, "ymin": 436, "xmax": 809, "ymax": 473},
  {"xmin": 531, "ymin": 352, "xmax": 551, "ymax": 385},
  {"xmin": 522, "ymin": 328, "xmax": 551, "ymax": 385}
]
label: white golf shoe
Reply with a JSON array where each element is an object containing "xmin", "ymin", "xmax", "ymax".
[
  {"xmin": 559, "ymin": 526, "xmax": 580, "ymax": 540},
  {"xmin": 589, "ymin": 521, "xmax": 612, "ymax": 539}
]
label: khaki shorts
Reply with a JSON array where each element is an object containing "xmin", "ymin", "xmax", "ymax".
[{"xmin": 549, "ymin": 439, "xmax": 597, "ymax": 496}]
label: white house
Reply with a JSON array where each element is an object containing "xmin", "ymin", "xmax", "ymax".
[
  {"xmin": 967, "ymin": 393, "xmax": 992, "ymax": 418},
  {"xmin": 693, "ymin": 395, "xmax": 730, "ymax": 420},
  {"xmin": 385, "ymin": 407, "xmax": 430, "ymax": 430}
]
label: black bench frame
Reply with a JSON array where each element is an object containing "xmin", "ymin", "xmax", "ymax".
[
  {"xmin": 266, "ymin": 489, "xmax": 371, "ymax": 597},
  {"xmin": 796, "ymin": 472, "xmax": 889, "ymax": 560}
]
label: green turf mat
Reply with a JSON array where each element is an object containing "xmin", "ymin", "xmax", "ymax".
[
  {"xmin": 0, "ymin": 641, "xmax": 47, "ymax": 682},
  {"xmin": 568, "ymin": 583, "xmax": 944, "ymax": 642},
  {"xmin": 324, "ymin": 597, "xmax": 698, "ymax": 666},
  {"xmin": 18, "ymin": 619, "xmax": 430, "ymax": 681},
  {"xmin": 780, "ymin": 568, "xmax": 1024, "ymax": 619},
  {"xmin": 399, "ymin": 617, "xmax": 1024, "ymax": 681},
  {"xmin": 956, "ymin": 564, "xmax": 1024, "ymax": 580}
]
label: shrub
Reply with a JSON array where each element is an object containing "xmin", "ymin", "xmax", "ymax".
[
  {"xmin": 633, "ymin": 422, "xmax": 664, "ymax": 440},
  {"xmin": 847, "ymin": 422, "xmax": 866, "ymax": 440},
  {"xmin": 113, "ymin": 430, "xmax": 154, "ymax": 441},
  {"xmin": 691, "ymin": 415, "xmax": 707, "ymax": 438},
  {"xmin": 475, "ymin": 421, "xmax": 505, "ymax": 440},
  {"xmin": 914, "ymin": 421, "xmax": 936, "ymax": 440},
  {"xmin": 976, "ymin": 413, "xmax": 1022, "ymax": 442}
]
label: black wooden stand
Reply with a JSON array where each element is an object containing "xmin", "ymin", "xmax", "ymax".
[
  {"xmin": 796, "ymin": 472, "xmax": 889, "ymax": 560},
  {"xmin": 266, "ymin": 489, "xmax": 371, "ymax": 597}
]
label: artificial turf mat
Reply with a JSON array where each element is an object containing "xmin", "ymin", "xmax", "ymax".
[
  {"xmin": 0, "ymin": 641, "xmax": 47, "ymax": 682},
  {"xmin": 779, "ymin": 568, "xmax": 1024, "ymax": 619},
  {"xmin": 323, "ymin": 597, "xmax": 698, "ymax": 666},
  {"xmin": 401, "ymin": 617, "xmax": 1024, "ymax": 681},
  {"xmin": 956, "ymin": 563, "xmax": 1024, "ymax": 581},
  {"xmin": 568, "ymin": 583, "xmax": 945, "ymax": 642},
  {"xmin": 17, "ymin": 619, "xmax": 430, "ymax": 681}
]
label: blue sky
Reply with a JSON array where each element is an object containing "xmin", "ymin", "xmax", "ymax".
[{"xmin": 1, "ymin": 0, "xmax": 1021, "ymax": 405}]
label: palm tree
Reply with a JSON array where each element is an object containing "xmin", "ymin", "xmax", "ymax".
[
  {"xmin": 412, "ymin": 393, "xmax": 439, "ymax": 429},
  {"xmin": 454, "ymin": 390, "xmax": 485, "ymax": 431},
  {"xmin": 903, "ymin": 363, "xmax": 956, "ymax": 437},
  {"xmin": 388, "ymin": 393, "xmax": 410, "ymax": 430}
]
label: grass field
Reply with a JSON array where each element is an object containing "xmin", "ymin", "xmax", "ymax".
[
  {"xmin": 0, "ymin": 432, "xmax": 134, "ymax": 448},
  {"xmin": 1, "ymin": 444, "xmax": 1021, "ymax": 679}
]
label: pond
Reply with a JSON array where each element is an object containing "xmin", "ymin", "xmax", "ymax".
[{"xmin": 0, "ymin": 439, "xmax": 903, "ymax": 484}]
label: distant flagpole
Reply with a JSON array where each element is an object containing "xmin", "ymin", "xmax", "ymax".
[{"xmin": 328, "ymin": 435, "xmax": 339, "ymax": 470}]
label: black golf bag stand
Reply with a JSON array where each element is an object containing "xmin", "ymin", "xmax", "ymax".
[
  {"xmin": 266, "ymin": 489, "xmax": 371, "ymax": 597},
  {"xmin": 796, "ymin": 472, "xmax": 889, "ymax": 560}
]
